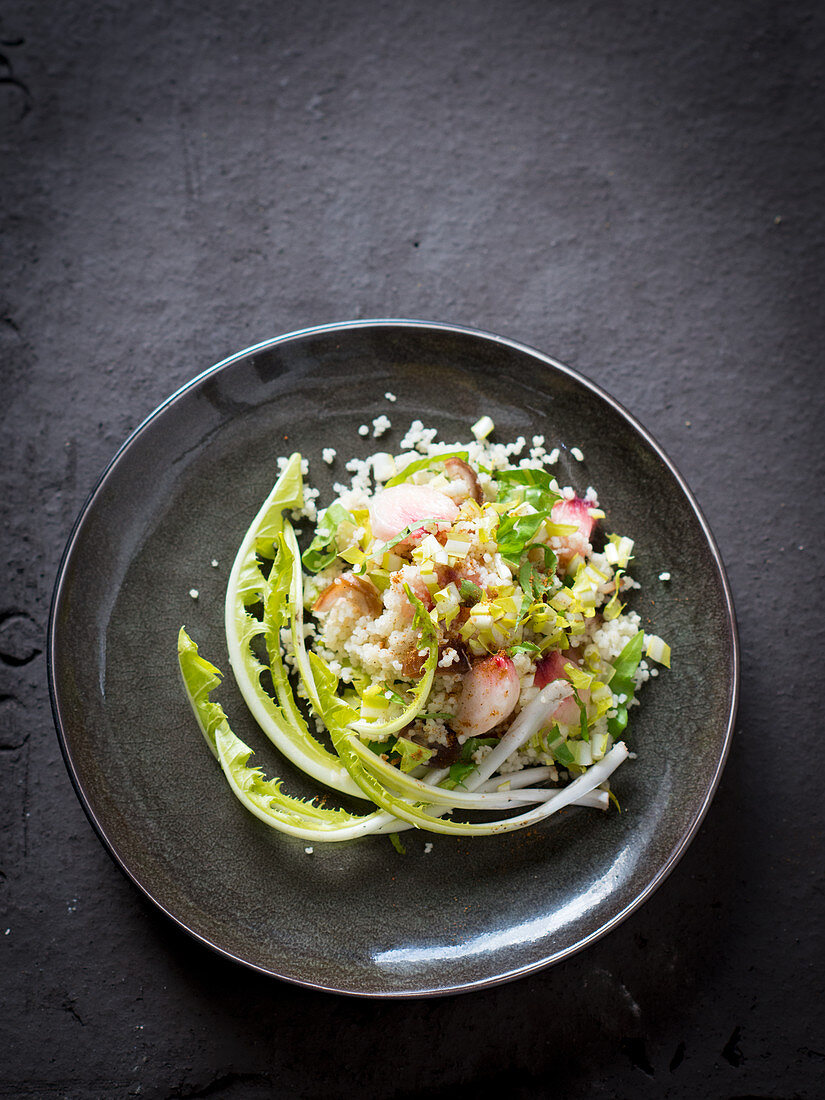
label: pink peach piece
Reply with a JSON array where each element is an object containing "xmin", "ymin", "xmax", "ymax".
[
  {"xmin": 550, "ymin": 496, "xmax": 595, "ymax": 542},
  {"xmin": 455, "ymin": 653, "xmax": 520, "ymax": 737},
  {"xmin": 369, "ymin": 483, "xmax": 459, "ymax": 543}
]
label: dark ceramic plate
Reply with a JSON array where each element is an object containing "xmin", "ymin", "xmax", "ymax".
[{"xmin": 49, "ymin": 320, "xmax": 738, "ymax": 997}]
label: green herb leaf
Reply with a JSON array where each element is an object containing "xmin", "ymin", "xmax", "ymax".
[
  {"xmin": 494, "ymin": 468, "xmax": 558, "ymax": 491},
  {"xmin": 496, "ymin": 511, "xmax": 549, "ymax": 563},
  {"xmin": 494, "ymin": 469, "xmax": 562, "ymax": 563},
  {"xmin": 363, "ymin": 519, "xmax": 436, "ymax": 565},
  {"xmin": 495, "ymin": 468, "xmax": 561, "ymax": 514},
  {"xmin": 606, "ymin": 631, "xmax": 644, "ymax": 738},
  {"xmin": 459, "ymin": 578, "xmax": 484, "ymax": 604},
  {"xmin": 517, "ymin": 560, "xmax": 556, "ymax": 601},
  {"xmin": 384, "ymin": 450, "xmax": 469, "ymax": 487},
  {"xmin": 552, "ymin": 739, "xmax": 576, "ymax": 767},
  {"xmin": 301, "ymin": 501, "xmax": 356, "ymax": 573},
  {"xmin": 367, "ymin": 735, "xmax": 398, "ymax": 755},
  {"xmin": 444, "ymin": 737, "xmax": 499, "ymax": 789},
  {"xmin": 538, "ymin": 545, "xmax": 558, "ymax": 572},
  {"xmin": 575, "ymin": 690, "xmax": 589, "ymax": 742},
  {"xmin": 608, "ymin": 631, "xmax": 644, "ymax": 697},
  {"xmin": 607, "ymin": 706, "xmax": 628, "ymax": 738},
  {"xmin": 380, "ymin": 686, "xmax": 451, "ymax": 724}
]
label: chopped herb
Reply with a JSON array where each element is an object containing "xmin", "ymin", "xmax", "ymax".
[
  {"xmin": 301, "ymin": 501, "xmax": 356, "ymax": 572},
  {"xmin": 393, "ymin": 737, "xmax": 434, "ymax": 772},
  {"xmin": 574, "ymin": 690, "xmax": 589, "ymax": 742},
  {"xmin": 367, "ymin": 735, "xmax": 398, "ymax": 755},
  {"xmin": 517, "ymin": 559, "xmax": 556, "ymax": 601},
  {"xmin": 388, "ymin": 833, "xmax": 406, "ymax": 854},
  {"xmin": 361, "ymin": 518, "xmax": 437, "ymax": 566},
  {"xmin": 459, "ymin": 579, "xmax": 484, "ymax": 604},
  {"xmin": 552, "ymin": 739, "xmax": 576, "ymax": 767},
  {"xmin": 384, "ymin": 450, "xmax": 469, "ymax": 487},
  {"xmin": 443, "ymin": 737, "xmax": 499, "ymax": 789},
  {"xmin": 606, "ymin": 631, "xmax": 644, "ymax": 737},
  {"xmin": 496, "ymin": 511, "xmax": 549, "ymax": 563}
]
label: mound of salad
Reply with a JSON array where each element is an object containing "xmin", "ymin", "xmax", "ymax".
[{"xmin": 178, "ymin": 415, "xmax": 670, "ymax": 844}]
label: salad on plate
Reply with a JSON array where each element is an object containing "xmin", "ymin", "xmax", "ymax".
[{"xmin": 178, "ymin": 413, "xmax": 670, "ymax": 844}]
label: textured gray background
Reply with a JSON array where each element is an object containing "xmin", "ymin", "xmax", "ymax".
[{"xmin": 2, "ymin": 1, "xmax": 824, "ymax": 1097}]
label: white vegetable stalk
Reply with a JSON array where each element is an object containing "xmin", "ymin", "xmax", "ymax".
[
  {"xmin": 347, "ymin": 742, "xmax": 629, "ymax": 837},
  {"xmin": 475, "ymin": 766, "xmax": 557, "ymax": 790},
  {"xmin": 476, "ymin": 743, "xmax": 627, "ymax": 833},
  {"xmin": 349, "ymin": 737, "xmax": 592, "ymax": 810},
  {"xmin": 465, "ymin": 682, "xmax": 574, "ymax": 789},
  {"xmin": 475, "ymin": 770, "xmax": 610, "ymax": 810}
]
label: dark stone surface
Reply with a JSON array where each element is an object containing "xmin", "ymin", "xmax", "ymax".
[{"xmin": 1, "ymin": 0, "xmax": 823, "ymax": 1095}]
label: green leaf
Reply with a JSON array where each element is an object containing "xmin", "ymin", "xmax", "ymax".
[
  {"xmin": 608, "ymin": 631, "xmax": 644, "ymax": 697},
  {"xmin": 382, "ymin": 687, "xmax": 407, "ymax": 707},
  {"xmin": 459, "ymin": 579, "xmax": 484, "ymax": 604},
  {"xmin": 381, "ymin": 685, "xmax": 452, "ymax": 721},
  {"xmin": 496, "ymin": 510, "xmax": 549, "ymax": 562},
  {"xmin": 367, "ymin": 735, "xmax": 398, "ymax": 755},
  {"xmin": 177, "ymin": 627, "xmax": 224, "ymax": 759},
  {"xmin": 574, "ymin": 690, "xmax": 589, "ymax": 742},
  {"xmin": 607, "ymin": 705, "xmax": 628, "ymax": 738},
  {"xmin": 301, "ymin": 501, "xmax": 356, "ymax": 573},
  {"xmin": 495, "ymin": 467, "xmax": 557, "ymax": 490},
  {"xmin": 552, "ymin": 739, "xmax": 576, "ymax": 767},
  {"xmin": 279, "ymin": 525, "xmax": 326, "ymax": 719},
  {"xmin": 517, "ymin": 560, "xmax": 556, "ymax": 601},
  {"xmin": 364, "ymin": 519, "xmax": 437, "ymax": 564},
  {"xmin": 606, "ymin": 631, "xmax": 644, "ymax": 738},
  {"xmin": 444, "ymin": 737, "xmax": 499, "ymax": 789},
  {"xmin": 307, "ymin": 648, "xmax": 360, "ymax": 733},
  {"xmin": 252, "ymin": 454, "xmax": 305, "ymax": 553},
  {"xmin": 177, "ymin": 629, "xmax": 392, "ymax": 840},
  {"xmin": 393, "ymin": 737, "xmax": 435, "ymax": 772},
  {"xmin": 539, "ymin": 545, "xmax": 558, "ymax": 571},
  {"xmin": 493, "ymin": 469, "xmax": 562, "ymax": 564},
  {"xmin": 223, "ymin": 461, "xmax": 362, "ymax": 799},
  {"xmin": 495, "ymin": 468, "xmax": 561, "ymax": 513},
  {"xmin": 226, "ymin": 453, "xmax": 305, "ymax": 613},
  {"xmin": 383, "ymin": 450, "xmax": 469, "ymax": 487},
  {"xmin": 264, "ymin": 538, "xmax": 314, "ymax": 734}
]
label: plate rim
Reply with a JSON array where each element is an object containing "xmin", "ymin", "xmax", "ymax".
[{"xmin": 47, "ymin": 317, "xmax": 740, "ymax": 997}]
